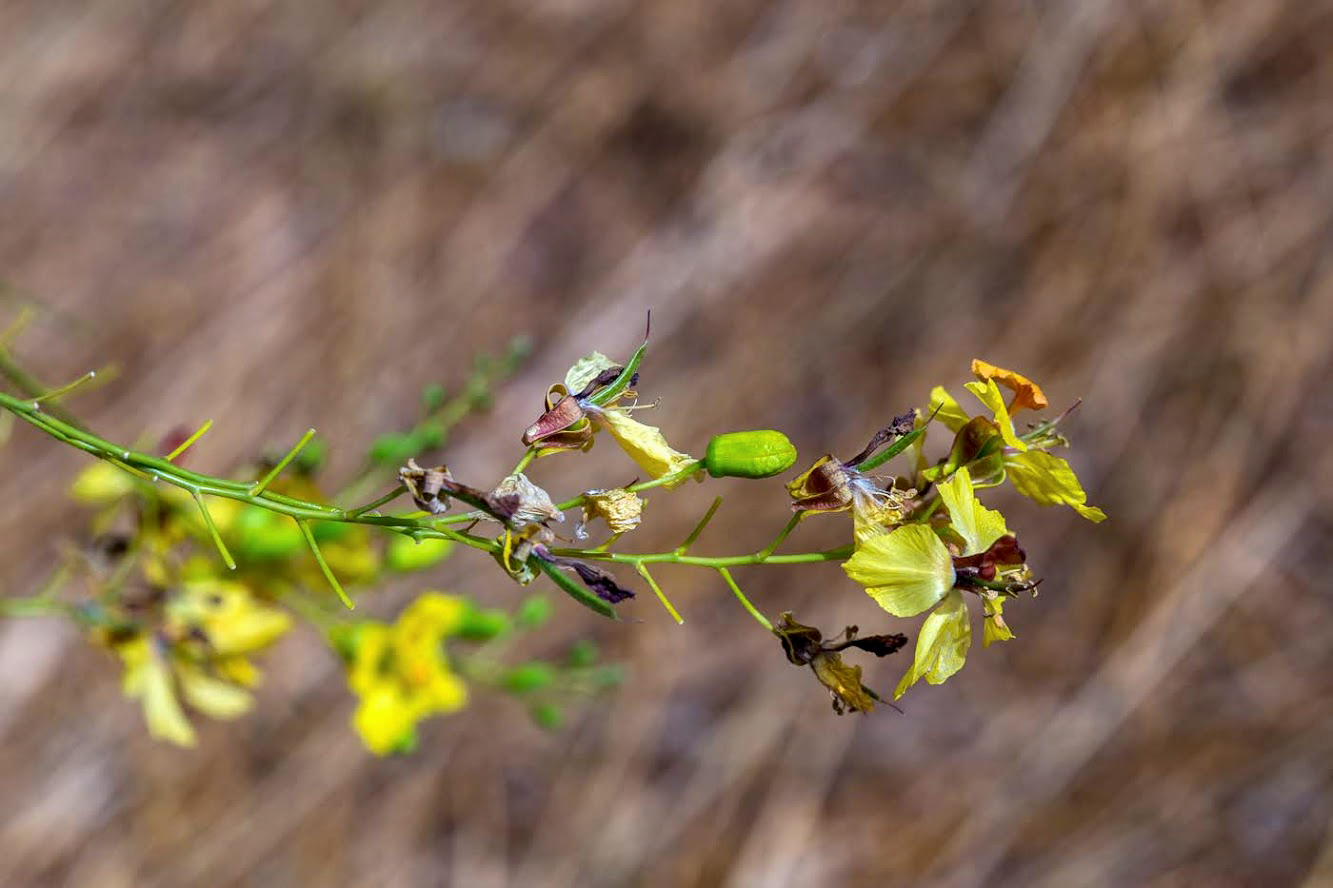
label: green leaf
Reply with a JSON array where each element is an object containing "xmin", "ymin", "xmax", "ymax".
[
  {"xmin": 936, "ymin": 467, "xmax": 1008, "ymax": 555},
  {"xmin": 843, "ymin": 524, "xmax": 955, "ymax": 617},
  {"xmin": 853, "ymin": 421, "xmax": 928, "ymax": 472},
  {"xmin": 587, "ymin": 338, "xmax": 647, "ymax": 407},
  {"xmin": 1004, "ymin": 450, "xmax": 1107, "ymax": 522},
  {"xmin": 894, "ymin": 589, "xmax": 971, "ymax": 699}
]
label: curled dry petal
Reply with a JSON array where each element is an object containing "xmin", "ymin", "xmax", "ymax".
[
  {"xmin": 581, "ymin": 488, "xmax": 643, "ymax": 534},
  {"xmin": 491, "ymin": 473, "xmax": 564, "ymax": 527},
  {"xmin": 970, "ymin": 359, "xmax": 1049, "ymax": 412},
  {"xmin": 399, "ymin": 459, "xmax": 455, "ymax": 514}
]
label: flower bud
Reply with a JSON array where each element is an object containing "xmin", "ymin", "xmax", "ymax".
[{"xmin": 704, "ymin": 430, "xmax": 797, "ymax": 479}]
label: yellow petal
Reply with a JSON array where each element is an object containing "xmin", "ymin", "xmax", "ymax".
[
  {"xmin": 843, "ymin": 524, "xmax": 955, "ymax": 617},
  {"xmin": 595, "ymin": 408, "xmax": 696, "ymax": 486},
  {"xmin": 175, "ymin": 662, "xmax": 253, "ymax": 720},
  {"xmin": 894, "ymin": 589, "xmax": 971, "ymax": 699},
  {"xmin": 928, "ymin": 387, "xmax": 970, "ymax": 433},
  {"xmin": 964, "ymin": 379, "xmax": 1028, "ymax": 452},
  {"xmin": 982, "ymin": 597, "xmax": 1015, "ymax": 648},
  {"xmin": 970, "ymin": 360, "xmax": 1048, "ymax": 411},
  {"xmin": 119, "ymin": 638, "xmax": 196, "ymax": 747},
  {"xmin": 1004, "ymin": 450, "xmax": 1107, "ymax": 523},
  {"xmin": 174, "ymin": 581, "xmax": 293, "ymax": 656},
  {"xmin": 352, "ymin": 685, "xmax": 418, "ymax": 756},
  {"xmin": 936, "ymin": 467, "xmax": 1009, "ymax": 555},
  {"xmin": 348, "ymin": 624, "xmax": 392, "ymax": 694}
]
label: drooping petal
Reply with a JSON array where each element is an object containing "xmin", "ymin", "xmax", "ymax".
[
  {"xmin": 894, "ymin": 589, "xmax": 971, "ymax": 699},
  {"xmin": 594, "ymin": 408, "xmax": 696, "ymax": 485},
  {"xmin": 1004, "ymin": 450, "xmax": 1107, "ymax": 522},
  {"xmin": 843, "ymin": 524, "xmax": 955, "ymax": 617},
  {"xmin": 810, "ymin": 652, "xmax": 876, "ymax": 714},
  {"xmin": 970, "ymin": 360, "xmax": 1049, "ymax": 411},
  {"xmin": 119, "ymin": 638, "xmax": 196, "ymax": 747},
  {"xmin": 175, "ymin": 662, "xmax": 253, "ymax": 719},
  {"xmin": 928, "ymin": 387, "xmax": 971, "ymax": 433},
  {"xmin": 964, "ymin": 378, "xmax": 1028, "ymax": 452},
  {"xmin": 936, "ymin": 467, "xmax": 1009, "ymax": 555}
]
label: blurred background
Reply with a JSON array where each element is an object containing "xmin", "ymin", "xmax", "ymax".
[{"xmin": 2, "ymin": 1, "xmax": 1332, "ymax": 886}]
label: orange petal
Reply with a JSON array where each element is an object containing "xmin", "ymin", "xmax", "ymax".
[{"xmin": 970, "ymin": 360, "xmax": 1048, "ymax": 412}]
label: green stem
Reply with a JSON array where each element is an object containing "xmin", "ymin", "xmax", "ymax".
[
  {"xmin": 296, "ymin": 519, "xmax": 354, "ymax": 610},
  {"xmin": 191, "ymin": 490, "xmax": 236, "ymax": 570},
  {"xmin": 717, "ymin": 568, "xmax": 771, "ymax": 631},
  {"xmin": 342, "ymin": 485, "xmax": 405, "ymax": 518},
  {"xmin": 675, "ymin": 496, "xmax": 722, "ymax": 554},
  {"xmin": 250, "ymin": 428, "xmax": 316, "ymax": 496},
  {"xmin": 0, "ymin": 596, "xmax": 68, "ymax": 618},
  {"xmin": 758, "ymin": 513, "xmax": 801, "ymax": 559},
  {"xmin": 635, "ymin": 563, "xmax": 683, "ymax": 624},
  {"xmin": 510, "ymin": 448, "xmax": 537, "ymax": 475},
  {"xmin": 166, "ymin": 419, "xmax": 214, "ymax": 462}
]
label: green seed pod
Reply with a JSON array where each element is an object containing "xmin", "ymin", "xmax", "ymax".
[{"xmin": 704, "ymin": 430, "xmax": 798, "ymax": 479}]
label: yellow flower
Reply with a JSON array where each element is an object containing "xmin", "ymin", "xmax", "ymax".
[
  {"xmin": 925, "ymin": 362, "xmax": 1106, "ymax": 523},
  {"xmin": 341, "ymin": 592, "xmax": 469, "ymax": 756},
  {"xmin": 110, "ymin": 580, "xmax": 292, "ymax": 746},
  {"xmin": 936, "ymin": 466, "xmax": 1008, "ymax": 554},
  {"xmin": 167, "ymin": 580, "xmax": 293, "ymax": 657}
]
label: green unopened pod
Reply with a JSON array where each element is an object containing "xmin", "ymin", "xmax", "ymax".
[{"xmin": 704, "ymin": 430, "xmax": 798, "ymax": 479}]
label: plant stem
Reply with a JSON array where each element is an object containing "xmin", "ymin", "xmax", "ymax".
[
  {"xmin": 717, "ymin": 568, "xmax": 771, "ymax": 631},
  {"xmin": 250, "ymin": 428, "xmax": 316, "ymax": 496},
  {"xmin": 635, "ymin": 563, "xmax": 683, "ymax": 624}
]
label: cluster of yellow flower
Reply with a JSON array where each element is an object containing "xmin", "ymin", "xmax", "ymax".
[{"xmin": 779, "ymin": 360, "xmax": 1104, "ymax": 708}]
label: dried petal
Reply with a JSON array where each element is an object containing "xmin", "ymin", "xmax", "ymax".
[
  {"xmin": 810, "ymin": 652, "xmax": 877, "ymax": 714},
  {"xmin": 787, "ymin": 455, "xmax": 854, "ymax": 513},
  {"xmin": 491, "ymin": 473, "xmax": 564, "ymax": 527},
  {"xmin": 399, "ymin": 459, "xmax": 455, "ymax": 514},
  {"xmin": 570, "ymin": 562, "xmax": 635, "ymax": 603},
  {"xmin": 970, "ymin": 359, "xmax": 1049, "ymax": 412},
  {"xmin": 581, "ymin": 488, "xmax": 644, "ymax": 534}
]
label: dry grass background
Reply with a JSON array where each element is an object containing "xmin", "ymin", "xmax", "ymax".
[{"xmin": 1, "ymin": 1, "xmax": 1332, "ymax": 886}]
